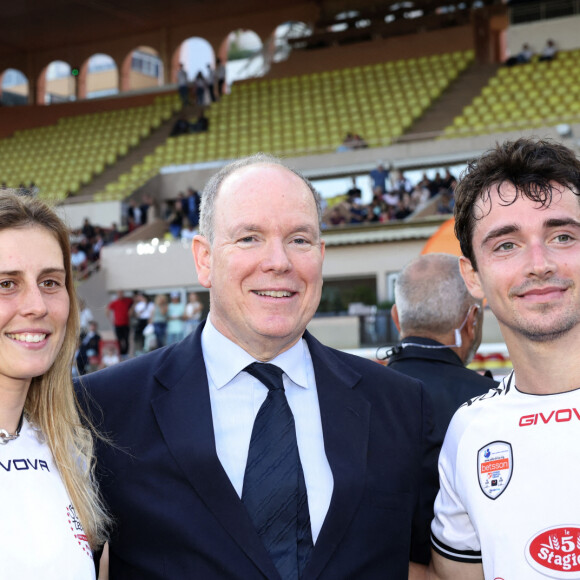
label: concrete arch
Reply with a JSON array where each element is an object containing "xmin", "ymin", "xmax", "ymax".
[
  {"xmin": 41, "ymin": 60, "xmax": 76, "ymax": 104},
  {"xmin": 0, "ymin": 68, "xmax": 29, "ymax": 106},
  {"xmin": 120, "ymin": 46, "xmax": 163, "ymax": 93},
  {"xmin": 79, "ymin": 53, "xmax": 119, "ymax": 100},
  {"xmin": 175, "ymin": 37, "xmax": 216, "ymax": 84},
  {"xmin": 217, "ymin": 28, "xmax": 265, "ymax": 88}
]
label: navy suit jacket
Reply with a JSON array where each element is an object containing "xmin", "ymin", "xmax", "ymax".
[{"xmin": 80, "ymin": 325, "xmax": 438, "ymax": 579}]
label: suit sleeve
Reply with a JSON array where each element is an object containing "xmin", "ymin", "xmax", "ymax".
[{"xmin": 410, "ymin": 382, "xmax": 440, "ymax": 564}]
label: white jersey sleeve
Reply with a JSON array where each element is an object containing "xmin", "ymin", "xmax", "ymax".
[{"xmin": 431, "ymin": 407, "xmax": 482, "ymax": 563}]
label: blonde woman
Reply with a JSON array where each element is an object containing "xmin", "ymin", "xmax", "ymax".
[{"xmin": 0, "ymin": 190, "xmax": 108, "ymax": 578}]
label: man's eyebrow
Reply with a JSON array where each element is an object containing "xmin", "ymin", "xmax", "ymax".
[
  {"xmin": 0, "ymin": 267, "xmax": 66, "ymax": 277},
  {"xmin": 480, "ymin": 218, "xmax": 580, "ymax": 248},
  {"xmin": 544, "ymin": 217, "xmax": 580, "ymax": 230},
  {"xmin": 480, "ymin": 225, "xmax": 520, "ymax": 248},
  {"xmin": 230, "ymin": 224, "xmax": 320, "ymax": 236}
]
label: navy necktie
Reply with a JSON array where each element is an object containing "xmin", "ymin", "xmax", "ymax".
[{"xmin": 242, "ymin": 363, "xmax": 313, "ymax": 580}]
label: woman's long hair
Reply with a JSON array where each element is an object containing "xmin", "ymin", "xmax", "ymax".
[{"xmin": 0, "ymin": 190, "xmax": 109, "ymax": 549}]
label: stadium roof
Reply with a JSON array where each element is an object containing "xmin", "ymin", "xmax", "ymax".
[{"xmin": 0, "ymin": 0, "xmax": 498, "ymax": 60}]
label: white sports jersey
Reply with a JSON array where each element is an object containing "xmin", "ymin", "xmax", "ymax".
[
  {"xmin": 0, "ymin": 418, "xmax": 95, "ymax": 580},
  {"xmin": 432, "ymin": 373, "xmax": 580, "ymax": 579}
]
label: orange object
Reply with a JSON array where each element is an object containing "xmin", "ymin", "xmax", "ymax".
[{"xmin": 421, "ymin": 218, "xmax": 462, "ymax": 257}]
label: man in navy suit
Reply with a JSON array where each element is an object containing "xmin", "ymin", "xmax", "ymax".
[{"xmin": 81, "ymin": 153, "xmax": 438, "ymax": 579}]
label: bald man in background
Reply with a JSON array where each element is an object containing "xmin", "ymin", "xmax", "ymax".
[{"xmin": 388, "ymin": 253, "xmax": 497, "ymax": 447}]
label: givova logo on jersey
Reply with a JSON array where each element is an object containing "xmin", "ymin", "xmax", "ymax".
[
  {"xmin": 477, "ymin": 441, "xmax": 512, "ymax": 499},
  {"xmin": 525, "ymin": 526, "xmax": 580, "ymax": 578}
]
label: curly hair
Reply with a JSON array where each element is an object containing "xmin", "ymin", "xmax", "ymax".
[{"xmin": 454, "ymin": 138, "xmax": 580, "ymax": 269}]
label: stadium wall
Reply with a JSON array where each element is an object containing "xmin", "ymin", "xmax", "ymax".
[
  {"xmin": 506, "ymin": 14, "xmax": 580, "ymax": 56},
  {"xmin": 266, "ymin": 25, "xmax": 475, "ymax": 79}
]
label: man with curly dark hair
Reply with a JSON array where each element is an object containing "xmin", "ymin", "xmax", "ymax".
[{"xmin": 425, "ymin": 138, "xmax": 580, "ymax": 579}]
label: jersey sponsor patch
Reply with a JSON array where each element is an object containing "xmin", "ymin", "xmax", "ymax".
[
  {"xmin": 477, "ymin": 441, "xmax": 512, "ymax": 499},
  {"xmin": 525, "ymin": 525, "xmax": 580, "ymax": 578}
]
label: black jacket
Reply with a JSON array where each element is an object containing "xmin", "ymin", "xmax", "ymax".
[{"xmin": 388, "ymin": 337, "xmax": 498, "ymax": 448}]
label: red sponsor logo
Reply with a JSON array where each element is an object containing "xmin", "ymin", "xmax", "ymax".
[
  {"xmin": 520, "ymin": 408, "xmax": 580, "ymax": 427},
  {"xmin": 527, "ymin": 526, "xmax": 580, "ymax": 575},
  {"xmin": 480, "ymin": 459, "xmax": 509, "ymax": 473}
]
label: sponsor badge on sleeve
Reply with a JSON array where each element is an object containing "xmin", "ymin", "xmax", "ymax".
[{"xmin": 477, "ymin": 440, "xmax": 512, "ymax": 500}]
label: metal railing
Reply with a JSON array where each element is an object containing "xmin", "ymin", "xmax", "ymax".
[{"xmin": 510, "ymin": 0, "xmax": 580, "ymax": 24}]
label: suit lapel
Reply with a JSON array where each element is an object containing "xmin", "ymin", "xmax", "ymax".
[
  {"xmin": 150, "ymin": 327, "xmax": 281, "ymax": 580},
  {"xmin": 302, "ymin": 333, "xmax": 371, "ymax": 580}
]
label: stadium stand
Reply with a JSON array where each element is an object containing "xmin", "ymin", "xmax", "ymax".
[
  {"xmin": 92, "ymin": 50, "xmax": 473, "ymax": 202},
  {"xmin": 0, "ymin": 0, "xmax": 578, "ymax": 353},
  {"xmin": 443, "ymin": 48, "xmax": 580, "ymax": 138},
  {"xmin": 0, "ymin": 94, "xmax": 180, "ymax": 200}
]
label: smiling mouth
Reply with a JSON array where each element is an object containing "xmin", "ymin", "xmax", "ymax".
[
  {"xmin": 253, "ymin": 290, "xmax": 294, "ymax": 298},
  {"xmin": 6, "ymin": 333, "xmax": 47, "ymax": 343}
]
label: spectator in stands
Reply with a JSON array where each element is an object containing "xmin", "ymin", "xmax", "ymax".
[
  {"xmin": 442, "ymin": 168, "xmax": 457, "ymax": 192},
  {"xmin": 130, "ymin": 292, "xmax": 154, "ymax": 354},
  {"xmin": 107, "ymin": 222, "xmax": 122, "ymax": 243},
  {"xmin": 336, "ymin": 133, "xmax": 356, "ymax": 152},
  {"xmin": 346, "ymin": 177, "xmax": 362, "ymax": 199},
  {"xmin": 191, "ymin": 111, "xmax": 209, "ymax": 133},
  {"xmin": 326, "ymin": 206, "xmax": 347, "ymax": 226},
  {"xmin": 149, "ymin": 293, "xmax": 169, "ymax": 349},
  {"xmin": 206, "ymin": 64, "xmax": 216, "ymax": 103},
  {"xmin": 185, "ymin": 187, "xmax": 201, "ymax": 228},
  {"xmin": 505, "ymin": 43, "xmax": 534, "ymax": 66},
  {"xmin": 76, "ymin": 321, "xmax": 101, "ymax": 375},
  {"xmin": 99, "ymin": 345, "xmax": 120, "ymax": 369},
  {"xmin": 181, "ymin": 221, "xmax": 197, "ymax": 242},
  {"xmin": 393, "ymin": 171, "xmax": 413, "ymax": 195},
  {"xmin": 79, "ymin": 299, "xmax": 94, "ymax": 337},
  {"xmin": 167, "ymin": 292, "xmax": 186, "ymax": 344},
  {"xmin": 167, "ymin": 198, "xmax": 185, "ymax": 238},
  {"xmin": 370, "ymin": 161, "xmax": 390, "ymax": 193},
  {"xmin": 127, "ymin": 199, "xmax": 142, "ymax": 228},
  {"xmin": 382, "ymin": 188, "xmax": 400, "ymax": 212},
  {"xmin": 177, "ymin": 63, "xmax": 189, "ymax": 107},
  {"xmin": 194, "ymin": 71, "xmax": 207, "ymax": 106},
  {"xmin": 216, "ymin": 58, "xmax": 226, "ymax": 97},
  {"xmin": 139, "ymin": 195, "xmax": 153, "ymax": 225},
  {"xmin": 388, "ymin": 253, "xmax": 497, "ymax": 451},
  {"xmin": 184, "ymin": 292, "xmax": 203, "ymax": 336},
  {"xmin": 82, "ymin": 217, "xmax": 95, "ymax": 241},
  {"xmin": 337, "ymin": 133, "xmax": 367, "ymax": 152},
  {"xmin": 411, "ymin": 183, "xmax": 430, "ymax": 209},
  {"xmin": 429, "ymin": 171, "xmax": 444, "ymax": 197},
  {"xmin": 368, "ymin": 192, "xmax": 388, "ymax": 222},
  {"xmin": 170, "ymin": 115, "xmax": 191, "ymax": 137},
  {"xmin": 539, "ymin": 38, "xmax": 557, "ymax": 61},
  {"xmin": 394, "ymin": 198, "xmax": 413, "ymax": 220},
  {"xmin": 436, "ymin": 189, "xmax": 454, "ymax": 215},
  {"xmin": 418, "ymin": 172, "xmax": 433, "ymax": 193},
  {"xmin": 70, "ymin": 244, "xmax": 88, "ymax": 278},
  {"xmin": 91, "ymin": 232, "xmax": 104, "ymax": 262},
  {"xmin": 107, "ymin": 291, "xmax": 133, "ymax": 357}
]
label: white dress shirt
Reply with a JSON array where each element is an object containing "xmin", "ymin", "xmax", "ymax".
[{"xmin": 202, "ymin": 317, "xmax": 334, "ymax": 543}]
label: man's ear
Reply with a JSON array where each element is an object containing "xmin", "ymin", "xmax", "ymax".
[
  {"xmin": 465, "ymin": 304, "xmax": 481, "ymax": 341},
  {"xmin": 459, "ymin": 256, "xmax": 485, "ymax": 301},
  {"xmin": 192, "ymin": 235, "xmax": 212, "ymax": 289},
  {"xmin": 391, "ymin": 303, "xmax": 401, "ymax": 333}
]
